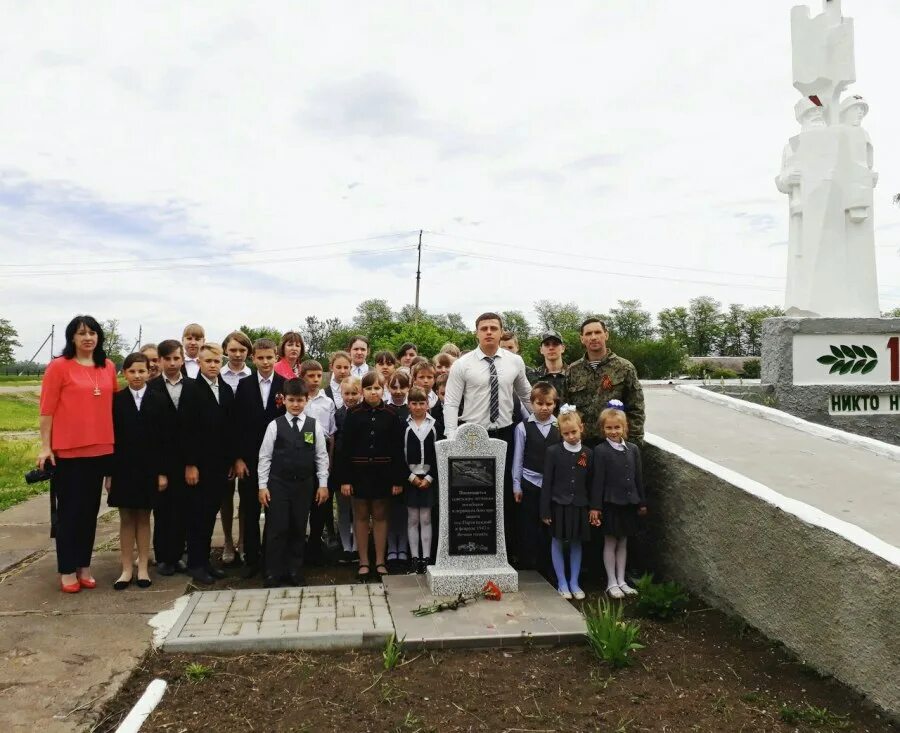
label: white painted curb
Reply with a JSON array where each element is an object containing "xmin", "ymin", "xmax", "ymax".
[
  {"xmin": 645, "ymin": 431, "xmax": 900, "ymax": 568},
  {"xmin": 115, "ymin": 678, "xmax": 167, "ymax": 733},
  {"xmin": 674, "ymin": 384, "xmax": 900, "ymax": 463}
]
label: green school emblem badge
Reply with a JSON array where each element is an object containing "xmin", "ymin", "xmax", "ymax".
[{"xmin": 304, "ymin": 431, "xmax": 314, "ymax": 444}]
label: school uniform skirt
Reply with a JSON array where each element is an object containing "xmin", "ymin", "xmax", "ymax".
[
  {"xmin": 405, "ymin": 475, "xmax": 434, "ymax": 509},
  {"xmin": 550, "ymin": 502, "xmax": 591, "ymax": 542},
  {"xmin": 107, "ymin": 467, "xmax": 158, "ymax": 510},
  {"xmin": 600, "ymin": 502, "xmax": 640, "ymax": 537},
  {"xmin": 347, "ymin": 461, "xmax": 394, "ymax": 501}
]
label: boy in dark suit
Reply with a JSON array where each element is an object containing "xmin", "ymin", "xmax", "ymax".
[
  {"xmin": 186, "ymin": 342, "xmax": 236, "ymax": 584},
  {"xmin": 232, "ymin": 338, "xmax": 285, "ymax": 578},
  {"xmin": 148, "ymin": 339, "xmax": 201, "ymax": 576}
]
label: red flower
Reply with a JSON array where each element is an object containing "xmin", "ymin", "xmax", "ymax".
[
  {"xmin": 577, "ymin": 452, "xmax": 587, "ymax": 468},
  {"xmin": 482, "ymin": 581, "xmax": 502, "ymax": 601},
  {"xmin": 601, "ymin": 375, "xmax": 613, "ymax": 391},
  {"xmin": 274, "ymin": 393, "xmax": 284, "ymax": 409}
]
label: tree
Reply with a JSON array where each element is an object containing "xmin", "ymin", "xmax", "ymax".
[
  {"xmin": 742, "ymin": 306, "xmax": 785, "ymax": 356},
  {"xmin": 352, "ymin": 299, "xmax": 393, "ymax": 334},
  {"xmin": 301, "ymin": 316, "xmax": 344, "ymax": 362},
  {"xmin": 500, "ymin": 310, "xmax": 531, "ymax": 338},
  {"xmin": 103, "ymin": 319, "xmax": 128, "ymax": 363},
  {"xmin": 239, "ymin": 324, "xmax": 283, "ymax": 345},
  {"xmin": 717, "ymin": 304, "xmax": 746, "ymax": 356},
  {"xmin": 610, "ymin": 336, "xmax": 686, "ymax": 379},
  {"xmin": 444, "ymin": 312, "xmax": 467, "ymax": 332},
  {"xmin": 533, "ymin": 300, "xmax": 588, "ymax": 334},
  {"xmin": 656, "ymin": 306, "xmax": 691, "ymax": 350},
  {"xmin": 883, "ymin": 307, "xmax": 900, "ymax": 318},
  {"xmin": 0, "ymin": 319, "xmax": 21, "ymax": 365},
  {"xmin": 608, "ymin": 299, "xmax": 653, "ymax": 342}
]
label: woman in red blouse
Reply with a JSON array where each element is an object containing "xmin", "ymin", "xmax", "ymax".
[
  {"xmin": 273, "ymin": 331, "xmax": 306, "ymax": 380},
  {"xmin": 38, "ymin": 316, "xmax": 118, "ymax": 593}
]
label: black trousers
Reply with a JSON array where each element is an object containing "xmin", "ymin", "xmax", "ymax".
[
  {"xmin": 153, "ymin": 470, "xmax": 186, "ymax": 565},
  {"xmin": 186, "ymin": 468, "xmax": 228, "ymax": 571},
  {"xmin": 518, "ymin": 479, "xmax": 552, "ymax": 578},
  {"xmin": 487, "ymin": 424, "xmax": 517, "ymax": 563},
  {"xmin": 265, "ymin": 476, "xmax": 314, "ymax": 578},
  {"xmin": 238, "ymin": 466, "xmax": 262, "ymax": 565},
  {"xmin": 306, "ymin": 489, "xmax": 333, "ymax": 558},
  {"xmin": 54, "ymin": 456, "xmax": 106, "ymax": 574}
]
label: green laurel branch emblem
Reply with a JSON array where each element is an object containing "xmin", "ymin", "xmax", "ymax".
[{"xmin": 817, "ymin": 344, "xmax": 878, "ymax": 375}]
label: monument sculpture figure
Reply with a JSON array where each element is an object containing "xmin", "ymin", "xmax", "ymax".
[{"xmin": 776, "ymin": 0, "xmax": 880, "ymax": 318}]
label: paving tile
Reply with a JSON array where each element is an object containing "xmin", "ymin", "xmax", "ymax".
[
  {"xmin": 316, "ymin": 617, "xmax": 336, "ymax": 632},
  {"xmin": 220, "ymin": 623, "xmax": 241, "ymax": 636},
  {"xmin": 297, "ymin": 617, "xmax": 318, "ymax": 632},
  {"xmin": 336, "ymin": 617, "xmax": 374, "ymax": 631},
  {"xmin": 238, "ymin": 622, "xmax": 259, "ymax": 636}
]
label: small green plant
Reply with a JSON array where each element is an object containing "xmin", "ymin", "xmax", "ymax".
[
  {"xmin": 634, "ymin": 573, "xmax": 689, "ymax": 620},
  {"xmin": 394, "ymin": 710, "xmax": 427, "ymax": 731},
  {"xmin": 583, "ymin": 597, "xmax": 644, "ymax": 668},
  {"xmin": 184, "ymin": 662, "xmax": 213, "ymax": 682},
  {"xmin": 779, "ymin": 703, "xmax": 850, "ymax": 728},
  {"xmin": 383, "ymin": 633, "xmax": 405, "ymax": 671}
]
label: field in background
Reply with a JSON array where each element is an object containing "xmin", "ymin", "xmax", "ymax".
[{"xmin": 0, "ymin": 392, "xmax": 43, "ymax": 510}]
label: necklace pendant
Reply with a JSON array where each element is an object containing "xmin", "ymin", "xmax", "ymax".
[{"xmin": 93, "ymin": 387, "xmax": 101, "ymax": 396}]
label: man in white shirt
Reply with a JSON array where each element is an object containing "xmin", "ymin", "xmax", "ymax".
[{"xmin": 444, "ymin": 312, "xmax": 532, "ymax": 562}]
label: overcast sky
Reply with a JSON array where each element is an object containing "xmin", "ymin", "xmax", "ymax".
[{"xmin": 2, "ymin": 0, "xmax": 899, "ymax": 359}]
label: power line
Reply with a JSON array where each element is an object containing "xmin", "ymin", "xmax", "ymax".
[
  {"xmin": 423, "ymin": 230, "xmax": 786, "ymax": 281},
  {"xmin": 0, "ymin": 245, "xmax": 418, "ymax": 278},
  {"xmin": 0, "ymin": 231, "xmax": 417, "ymax": 269},
  {"xmin": 424, "ymin": 244, "xmax": 785, "ymax": 293}
]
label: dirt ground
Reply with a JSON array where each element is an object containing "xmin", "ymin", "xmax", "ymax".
[{"xmin": 95, "ymin": 564, "xmax": 897, "ymax": 733}]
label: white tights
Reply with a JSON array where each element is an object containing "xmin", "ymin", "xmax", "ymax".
[
  {"xmin": 407, "ymin": 507, "xmax": 433, "ymax": 559},
  {"xmin": 603, "ymin": 535, "xmax": 628, "ymax": 589}
]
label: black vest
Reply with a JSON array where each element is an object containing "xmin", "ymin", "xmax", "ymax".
[
  {"xmin": 271, "ymin": 415, "xmax": 317, "ymax": 482},
  {"xmin": 523, "ymin": 420, "xmax": 560, "ymax": 472}
]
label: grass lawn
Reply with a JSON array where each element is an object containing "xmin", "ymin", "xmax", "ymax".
[
  {"xmin": 0, "ymin": 438, "xmax": 44, "ymax": 511},
  {"xmin": 0, "ymin": 375, "xmax": 43, "ymax": 386},
  {"xmin": 0, "ymin": 392, "xmax": 40, "ymax": 432}
]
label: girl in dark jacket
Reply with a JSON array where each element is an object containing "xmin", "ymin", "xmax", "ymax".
[{"xmin": 338, "ymin": 372, "xmax": 406, "ymax": 580}]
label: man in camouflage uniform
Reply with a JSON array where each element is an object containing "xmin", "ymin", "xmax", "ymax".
[
  {"xmin": 564, "ymin": 318, "xmax": 645, "ymax": 446},
  {"xmin": 526, "ymin": 330, "xmax": 567, "ymax": 399}
]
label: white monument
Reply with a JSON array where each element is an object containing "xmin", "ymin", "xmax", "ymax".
[
  {"xmin": 775, "ymin": 0, "xmax": 880, "ymax": 318},
  {"xmin": 427, "ymin": 424, "xmax": 518, "ymax": 595}
]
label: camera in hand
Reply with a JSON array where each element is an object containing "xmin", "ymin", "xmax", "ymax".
[{"xmin": 25, "ymin": 466, "xmax": 54, "ymax": 484}]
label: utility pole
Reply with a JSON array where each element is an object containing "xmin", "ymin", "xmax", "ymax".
[
  {"xmin": 49, "ymin": 325, "xmax": 54, "ymax": 359},
  {"xmin": 414, "ymin": 229, "xmax": 423, "ymax": 323}
]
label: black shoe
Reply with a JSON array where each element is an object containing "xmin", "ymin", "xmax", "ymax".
[
  {"xmin": 242, "ymin": 563, "xmax": 259, "ymax": 580},
  {"xmin": 156, "ymin": 562, "xmax": 176, "ymax": 576},
  {"xmin": 175, "ymin": 560, "xmax": 189, "ymax": 574},
  {"xmin": 416, "ymin": 558, "xmax": 427, "ymax": 575},
  {"xmin": 136, "ymin": 577, "xmax": 152, "ymax": 589},
  {"xmin": 287, "ymin": 572, "xmax": 306, "ymax": 587},
  {"xmin": 113, "ymin": 577, "xmax": 132, "ymax": 590},
  {"xmin": 190, "ymin": 569, "xmax": 215, "ymax": 585},
  {"xmin": 206, "ymin": 565, "xmax": 226, "ymax": 579},
  {"xmin": 351, "ymin": 551, "xmax": 360, "ymax": 564},
  {"xmin": 337, "ymin": 550, "xmax": 352, "ymax": 565},
  {"xmin": 263, "ymin": 575, "xmax": 280, "ymax": 588}
]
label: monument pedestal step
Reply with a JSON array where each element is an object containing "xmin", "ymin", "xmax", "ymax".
[{"xmin": 427, "ymin": 564, "xmax": 518, "ymax": 595}]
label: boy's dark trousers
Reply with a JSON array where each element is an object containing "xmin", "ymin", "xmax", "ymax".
[
  {"xmin": 238, "ymin": 464, "xmax": 263, "ymax": 567},
  {"xmin": 186, "ymin": 468, "xmax": 228, "ymax": 571},
  {"xmin": 265, "ymin": 477, "xmax": 315, "ymax": 579},
  {"xmin": 305, "ymin": 490, "xmax": 333, "ymax": 563},
  {"xmin": 517, "ymin": 480, "xmax": 550, "ymax": 573},
  {"xmin": 153, "ymin": 473, "xmax": 187, "ymax": 566}
]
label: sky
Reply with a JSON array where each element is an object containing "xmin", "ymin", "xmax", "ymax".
[{"xmin": 2, "ymin": 0, "xmax": 900, "ymax": 360}]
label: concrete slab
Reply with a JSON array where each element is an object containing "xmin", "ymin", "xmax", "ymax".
[
  {"xmin": 645, "ymin": 388, "xmax": 900, "ymax": 547},
  {"xmin": 162, "ymin": 584, "xmax": 392, "ymax": 652},
  {"xmin": 385, "ymin": 571, "xmax": 587, "ymax": 649}
]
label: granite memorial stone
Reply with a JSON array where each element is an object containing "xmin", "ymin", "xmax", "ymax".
[{"xmin": 427, "ymin": 423, "xmax": 518, "ymax": 595}]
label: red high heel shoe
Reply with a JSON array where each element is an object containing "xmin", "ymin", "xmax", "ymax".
[
  {"xmin": 61, "ymin": 579, "xmax": 81, "ymax": 593},
  {"xmin": 78, "ymin": 576, "xmax": 97, "ymax": 589}
]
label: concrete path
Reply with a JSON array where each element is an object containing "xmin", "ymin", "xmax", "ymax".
[
  {"xmin": 0, "ymin": 495, "xmax": 186, "ymax": 732},
  {"xmin": 645, "ymin": 387, "xmax": 900, "ymax": 547},
  {"xmin": 164, "ymin": 584, "xmax": 393, "ymax": 652}
]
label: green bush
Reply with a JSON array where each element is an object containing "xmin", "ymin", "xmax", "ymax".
[
  {"xmin": 583, "ymin": 597, "xmax": 644, "ymax": 668},
  {"xmin": 612, "ymin": 337, "xmax": 686, "ymax": 379},
  {"xmin": 740, "ymin": 359, "xmax": 761, "ymax": 378},
  {"xmin": 634, "ymin": 573, "xmax": 689, "ymax": 620},
  {"xmin": 683, "ymin": 362, "xmax": 739, "ymax": 379}
]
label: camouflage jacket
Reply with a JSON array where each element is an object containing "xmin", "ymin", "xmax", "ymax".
[
  {"xmin": 564, "ymin": 353, "xmax": 645, "ymax": 445},
  {"xmin": 525, "ymin": 365, "xmax": 567, "ymax": 399}
]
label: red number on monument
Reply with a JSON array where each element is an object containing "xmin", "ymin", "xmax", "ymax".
[{"xmin": 889, "ymin": 336, "xmax": 899, "ymax": 382}]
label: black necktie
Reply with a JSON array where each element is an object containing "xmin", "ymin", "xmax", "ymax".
[
  {"xmin": 292, "ymin": 416, "xmax": 300, "ymax": 433},
  {"xmin": 483, "ymin": 356, "xmax": 500, "ymax": 423}
]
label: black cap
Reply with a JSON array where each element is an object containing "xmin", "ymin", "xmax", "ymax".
[{"xmin": 540, "ymin": 330, "xmax": 563, "ymax": 344}]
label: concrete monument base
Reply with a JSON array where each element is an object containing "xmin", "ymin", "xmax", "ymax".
[
  {"xmin": 761, "ymin": 317, "xmax": 900, "ymax": 445},
  {"xmin": 427, "ymin": 564, "xmax": 518, "ymax": 596}
]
